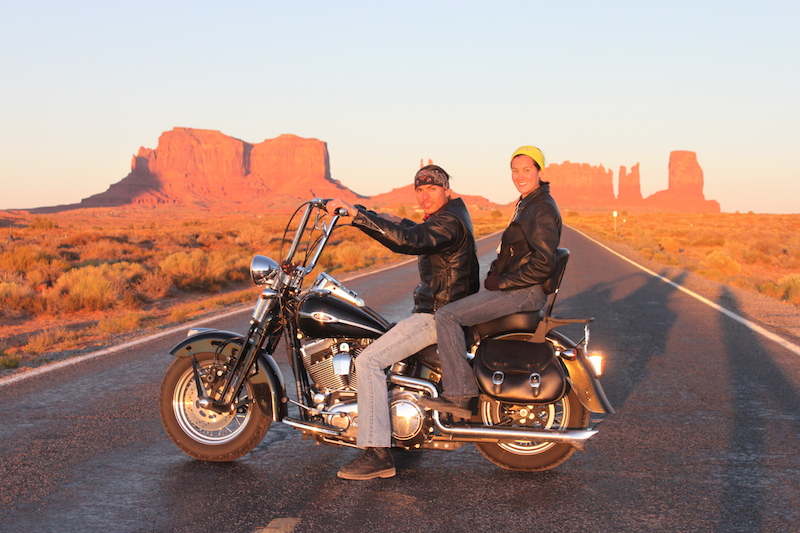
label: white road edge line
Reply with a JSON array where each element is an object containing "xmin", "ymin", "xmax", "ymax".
[
  {"xmin": 570, "ymin": 226, "xmax": 800, "ymax": 357},
  {"xmin": 0, "ymin": 257, "xmax": 420, "ymax": 388}
]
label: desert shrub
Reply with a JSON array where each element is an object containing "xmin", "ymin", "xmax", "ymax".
[
  {"xmin": 98, "ymin": 311, "xmax": 143, "ymax": 334},
  {"xmin": 778, "ymin": 274, "xmax": 800, "ymax": 305},
  {"xmin": 0, "ymin": 352, "xmax": 21, "ymax": 369},
  {"xmin": 627, "ymin": 228, "xmax": 659, "ymax": 251},
  {"xmin": 757, "ymin": 281, "xmax": 784, "ymax": 299},
  {"xmin": 23, "ymin": 327, "xmax": 79, "ymax": 354},
  {"xmin": 159, "ymin": 249, "xmax": 246, "ymax": 291},
  {"xmin": 335, "ymin": 244, "xmax": 367, "ymax": 270},
  {"xmin": 60, "ymin": 231, "xmax": 104, "ymax": 247},
  {"xmin": 169, "ymin": 301, "xmax": 204, "ymax": 322},
  {"xmin": 134, "ymin": 270, "xmax": 175, "ymax": 300},
  {"xmin": 233, "ymin": 223, "xmax": 273, "ymax": 249},
  {"xmin": 29, "ymin": 216, "xmax": 58, "ymax": 230},
  {"xmin": 659, "ymin": 236, "xmax": 683, "ymax": 255},
  {"xmin": 700, "ymin": 250, "xmax": 742, "ymax": 278},
  {"xmin": 80, "ymin": 239, "xmax": 143, "ymax": 263},
  {"xmin": 48, "ymin": 266, "xmax": 116, "ymax": 312},
  {"xmin": 45, "ymin": 262, "xmax": 147, "ymax": 313},
  {"xmin": 24, "ymin": 259, "xmax": 71, "ymax": 288},
  {"xmin": 0, "ymin": 245, "xmax": 57, "ymax": 274},
  {"xmin": 0, "ymin": 279, "xmax": 36, "ymax": 316},
  {"xmin": 689, "ymin": 233, "xmax": 726, "ymax": 247}
]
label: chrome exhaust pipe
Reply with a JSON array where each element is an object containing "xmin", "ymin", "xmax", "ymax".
[
  {"xmin": 388, "ymin": 373, "xmax": 596, "ymax": 452},
  {"xmin": 432, "ymin": 414, "xmax": 596, "ymax": 452}
]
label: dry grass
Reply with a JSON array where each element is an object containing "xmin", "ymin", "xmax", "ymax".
[
  {"xmin": 0, "ymin": 203, "xmax": 506, "ymax": 366},
  {"xmin": 565, "ymin": 211, "xmax": 800, "ymax": 306}
]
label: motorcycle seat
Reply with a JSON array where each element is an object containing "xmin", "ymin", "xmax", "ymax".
[{"xmin": 468, "ymin": 310, "xmax": 546, "ymax": 345}]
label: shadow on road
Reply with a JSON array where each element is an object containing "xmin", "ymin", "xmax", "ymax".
[{"xmin": 715, "ymin": 287, "xmax": 800, "ymax": 532}]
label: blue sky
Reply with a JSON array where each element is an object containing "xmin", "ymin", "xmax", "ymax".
[{"xmin": 2, "ymin": 1, "xmax": 798, "ymax": 213}]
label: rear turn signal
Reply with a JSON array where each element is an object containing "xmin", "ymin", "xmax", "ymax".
[{"xmin": 587, "ymin": 351, "xmax": 605, "ymax": 377}]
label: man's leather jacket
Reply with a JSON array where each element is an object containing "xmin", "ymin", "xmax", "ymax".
[
  {"xmin": 488, "ymin": 182, "xmax": 562, "ymax": 290},
  {"xmin": 352, "ymin": 197, "xmax": 480, "ymax": 313}
]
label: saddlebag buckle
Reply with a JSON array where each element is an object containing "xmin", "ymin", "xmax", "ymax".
[{"xmin": 530, "ymin": 372, "xmax": 541, "ymax": 397}]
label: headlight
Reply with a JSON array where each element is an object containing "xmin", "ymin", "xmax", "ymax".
[{"xmin": 250, "ymin": 255, "xmax": 282, "ymax": 288}]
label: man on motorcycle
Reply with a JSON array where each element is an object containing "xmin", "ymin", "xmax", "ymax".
[
  {"xmin": 328, "ymin": 165, "xmax": 479, "ymax": 479},
  {"xmin": 420, "ymin": 146, "xmax": 562, "ymax": 419}
]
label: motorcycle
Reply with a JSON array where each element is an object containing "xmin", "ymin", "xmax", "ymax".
[{"xmin": 158, "ymin": 198, "xmax": 614, "ymax": 471}]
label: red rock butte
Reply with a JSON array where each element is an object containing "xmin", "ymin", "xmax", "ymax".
[
  {"xmin": 25, "ymin": 128, "xmax": 719, "ymax": 214},
  {"xmin": 544, "ymin": 150, "xmax": 720, "ymax": 213},
  {"xmin": 71, "ymin": 128, "xmax": 365, "ymax": 211}
]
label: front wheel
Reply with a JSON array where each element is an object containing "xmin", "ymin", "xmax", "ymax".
[
  {"xmin": 474, "ymin": 388, "xmax": 590, "ymax": 471},
  {"xmin": 159, "ymin": 351, "xmax": 271, "ymax": 461}
]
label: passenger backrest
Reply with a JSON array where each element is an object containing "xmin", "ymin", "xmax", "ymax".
[{"xmin": 541, "ymin": 248, "xmax": 569, "ymax": 297}]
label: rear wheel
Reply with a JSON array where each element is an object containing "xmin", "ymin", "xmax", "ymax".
[
  {"xmin": 473, "ymin": 332, "xmax": 590, "ymax": 471},
  {"xmin": 159, "ymin": 351, "xmax": 271, "ymax": 461},
  {"xmin": 474, "ymin": 389, "xmax": 590, "ymax": 471}
]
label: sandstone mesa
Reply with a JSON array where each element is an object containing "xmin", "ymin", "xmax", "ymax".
[{"xmin": 26, "ymin": 128, "xmax": 719, "ymax": 213}]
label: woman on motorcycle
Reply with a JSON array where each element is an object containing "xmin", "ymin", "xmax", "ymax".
[
  {"xmin": 420, "ymin": 146, "xmax": 562, "ymax": 418},
  {"xmin": 328, "ymin": 165, "xmax": 479, "ymax": 480}
]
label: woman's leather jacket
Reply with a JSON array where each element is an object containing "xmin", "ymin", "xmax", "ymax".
[
  {"xmin": 488, "ymin": 182, "xmax": 562, "ymax": 290},
  {"xmin": 352, "ymin": 197, "xmax": 479, "ymax": 313}
]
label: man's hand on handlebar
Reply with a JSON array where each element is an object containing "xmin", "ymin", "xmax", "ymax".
[{"xmin": 328, "ymin": 199, "xmax": 355, "ymax": 219}]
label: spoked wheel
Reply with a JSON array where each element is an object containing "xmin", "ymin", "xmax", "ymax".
[
  {"xmin": 474, "ymin": 389, "xmax": 590, "ymax": 471},
  {"xmin": 473, "ymin": 331, "xmax": 590, "ymax": 471},
  {"xmin": 159, "ymin": 351, "xmax": 271, "ymax": 461}
]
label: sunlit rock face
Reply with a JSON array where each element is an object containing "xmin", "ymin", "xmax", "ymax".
[
  {"xmin": 78, "ymin": 128, "xmax": 362, "ymax": 209},
  {"xmin": 544, "ymin": 161, "xmax": 617, "ymax": 208},
  {"xmin": 617, "ymin": 163, "xmax": 643, "ymax": 205},
  {"xmin": 32, "ymin": 128, "xmax": 719, "ymax": 214},
  {"xmin": 541, "ymin": 151, "xmax": 719, "ymax": 213},
  {"xmin": 642, "ymin": 151, "xmax": 720, "ymax": 213}
]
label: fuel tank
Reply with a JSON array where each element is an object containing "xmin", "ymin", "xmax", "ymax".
[{"xmin": 297, "ymin": 291, "xmax": 390, "ymax": 339}]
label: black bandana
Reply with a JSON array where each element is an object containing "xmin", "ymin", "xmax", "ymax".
[{"xmin": 414, "ymin": 165, "xmax": 450, "ymax": 189}]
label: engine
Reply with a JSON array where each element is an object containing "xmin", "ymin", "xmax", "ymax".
[
  {"xmin": 301, "ymin": 337, "xmax": 433, "ymax": 448},
  {"xmin": 300, "ymin": 337, "xmax": 373, "ymax": 391}
]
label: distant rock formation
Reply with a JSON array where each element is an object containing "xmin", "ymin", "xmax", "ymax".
[
  {"xmin": 63, "ymin": 128, "xmax": 363, "ymax": 211},
  {"xmin": 24, "ymin": 128, "xmax": 719, "ymax": 214},
  {"xmin": 641, "ymin": 151, "xmax": 719, "ymax": 213},
  {"xmin": 544, "ymin": 162, "xmax": 616, "ymax": 206},
  {"xmin": 544, "ymin": 150, "xmax": 719, "ymax": 213},
  {"xmin": 617, "ymin": 164, "xmax": 643, "ymax": 204}
]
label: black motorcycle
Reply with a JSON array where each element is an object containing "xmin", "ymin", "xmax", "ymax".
[{"xmin": 158, "ymin": 198, "xmax": 613, "ymax": 471}]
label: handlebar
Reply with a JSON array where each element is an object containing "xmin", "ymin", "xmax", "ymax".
[
  {"xmin": 317, "ymin": 198, "xmax": 350, "ymax": 218},
  {"xmin": 281, "ymin": 198, "xmax": 347, "ymax": 285}
]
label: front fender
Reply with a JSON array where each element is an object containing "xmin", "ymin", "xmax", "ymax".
[{"xmin": 169, "ymin": 330, "xmax": 288, "ymax": 421}]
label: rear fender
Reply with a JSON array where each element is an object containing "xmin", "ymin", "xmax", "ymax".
[
  {"xmin": 169, "ymin": 329, "xmax": 288, "ymax": 420},
  {"xmin": 548, "ymin": 330, "xmax": 615, "ymax": 415}
]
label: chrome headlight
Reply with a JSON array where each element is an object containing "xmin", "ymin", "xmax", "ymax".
[{"xmin": 250, "ymin": 255, "xmax": 282, "ymax": 288}]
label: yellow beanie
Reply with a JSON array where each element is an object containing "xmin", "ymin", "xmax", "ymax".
[{"xmin": 511, "ymin": 146, "xmax": 545, "ymax": 169}]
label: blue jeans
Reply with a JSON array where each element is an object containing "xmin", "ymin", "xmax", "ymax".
[
  {"xmin": 355, "ymin": 312, "xmax": 437, "ymax": 448},
  {"xmin": 435, "ymin": 286, "xmax": 548, "ymax": 399}
]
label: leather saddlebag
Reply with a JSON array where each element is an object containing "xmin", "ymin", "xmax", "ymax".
[{"xmin": 473, "ymin": 338, "xmax": 567, "ymax": 404}]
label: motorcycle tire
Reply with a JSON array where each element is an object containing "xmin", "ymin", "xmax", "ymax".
[
  {"xmin": 474, "ymin": 389, "xmax": 590, "ymax": 471},
  {"xmin": 159, "ymin": 351, "xmax": 271, "ymax": 461},
  {"xmin": 473, "ymin": 332, "xmax": 591, "ymax": 471}
]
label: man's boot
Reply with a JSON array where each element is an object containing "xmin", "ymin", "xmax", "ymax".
[
  {"xmin": 418, "ymin": 395, "xmax": 476, "ymax": 419},
  {"xmin": 337, "ymin": 447, "xmax": 396, "ymax": 480}
]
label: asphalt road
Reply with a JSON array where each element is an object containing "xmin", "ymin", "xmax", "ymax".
[{"xmin": 2, "ymin": 227, "xmax": 800, "ymax": 533}]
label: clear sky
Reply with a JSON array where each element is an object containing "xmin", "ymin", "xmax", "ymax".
[{"xmin": 1, "ymin": 1, "xmax": 798, "ymax": 213}]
